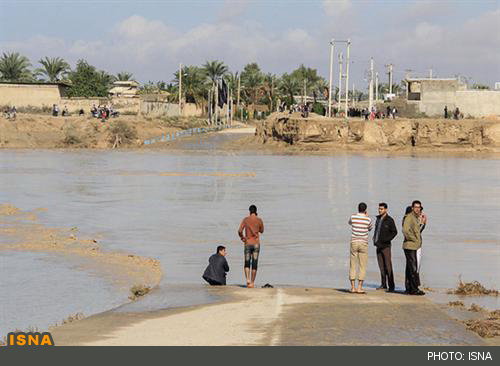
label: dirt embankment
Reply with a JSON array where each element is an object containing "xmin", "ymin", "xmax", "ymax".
[
  {"xmin": 255, "ymin": 113, "xmax": 500, "ymax": 153},
  {"xmin": 0, "ymin": 114, "xmax": 208, "ymax": 149}
]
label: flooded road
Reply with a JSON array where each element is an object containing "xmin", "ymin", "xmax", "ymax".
[{"xmin": 1, "ymin": 135, "xmax": 499, "ymax": 334}]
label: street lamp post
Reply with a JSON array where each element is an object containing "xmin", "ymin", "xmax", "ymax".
[
  {"xmin": 178, "ymin": 63, "xmax": 182, "ymax": 116},
  {"xmin": 328, "ymin": 39, "xmax": 335, "ymax": 117},
  {"xmin": 344, "ymin": 39, "xmax": 350, "ymax": 118}
]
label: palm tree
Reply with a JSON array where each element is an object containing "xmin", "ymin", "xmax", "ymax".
[
  {"xmin": 36, "ymin": 57, "xmax": 70, "ymax": 82},
  {"xmin": 173, "ymin": 65, "xmax": 207, "ymax": 105},
  {"xmin": 240, "ymin": 63, "xmax": 264, "ymax": 109},
  {"xmin": 312, "ymin": 77, "xmax": 328, "ymax": 104},
  {"xmin": 279, "ymin": 73, "xmax": 300, "ymax": 105},
  {"xmin": 262, "ymin": 73, "xmax": 278, "ymax": 111},
  {"xmin": 97, "ymin": 70, "xmax": 116, "ymax": 89},
  {"xmin": 202, "ymin": 60, "xmax": 228, "ymax": 84},
  {"xmin": 224, "ymin": 72, "xmax": 239, "ymax": 96},
  {"xmin": 291, "ymin": 64, "xmax": 321, "ymax": 101},
  {"xmin": 116, "ymin": 71, "xmax": 134, "ymax": 81},
  {"xmin": 0, "ymin": 52, "xmax": 33, "ymax": 82}
]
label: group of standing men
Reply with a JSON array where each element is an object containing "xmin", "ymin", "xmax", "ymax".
[
  {"xmin": 348, "ymin": 200, "xmax": 427, "ymax": 295},
  {"xmin": 202, "ymin": 201, "xmax": 427, "ymax": 296}
]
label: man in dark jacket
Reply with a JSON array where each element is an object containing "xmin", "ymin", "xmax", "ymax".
[
  {"xmin": 203, "ymin": 246, "xmax": 229, "ymax": 286},
  {"xmin": 373, "ymin": 203, "xmax": 398, "ymax": 292}
]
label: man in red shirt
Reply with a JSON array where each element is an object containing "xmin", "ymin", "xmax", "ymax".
[{"xmin": 238, "ymin": 205, "xmax": 264, "ymax": 288}]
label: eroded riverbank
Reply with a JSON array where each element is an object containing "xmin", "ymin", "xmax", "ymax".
[{"xmin": 254, "ymin": 113, "xmax": 500, "ymax": 154}]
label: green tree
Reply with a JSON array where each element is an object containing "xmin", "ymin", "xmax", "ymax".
[
  {"xmin": 290, "ymin": 64, "xmax": 322, "ymax": 102},
  {"xmin": 66, "ymin": 59, "xmax": 109, "ymax": 97},
  {"xmin": 97, "ymin": 70, "xmax": 116, "ymax": 89},
  {"xmin": 0, "ymin": 52, "xmax": 33, "ymax": 82},
  {"xmin": 173, "ymin": 65, "xmax": 207, "ymax": 105},
  {"xmin": 240, "ymin": 62, "xmax": 264, "ymax": 108},
  {"xmin": 116, "ymin": 71, "xmax": 134, "ymax": 81},
  {"xmin": 202, "ymin": 60, "xmax": 228, "ymax": 84},
  {"xmin": 279, "ymin": 73, "xmax": 300, "ymax": 106},
  {"xmin": 36, "ymin": 56, "xmax": 70, "ymax": 82},
  {"xmin": 262, "ymin": 73, "xmax": 278, "ymax": 111}
]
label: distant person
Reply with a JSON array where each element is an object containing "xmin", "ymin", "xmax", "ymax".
[
  {"xmin": 373, "ymin": 203, "xmax": 398, "ymax": 292},
  {"xmin": 10, "ymin": 106, "xmax": 17, "ymax": 120},
  {"xmin": 62, "ymin": 105, "xmax": 69, "ymax": 116},
  {"xmin": 202, "ymin": 245, "xmax": 229, "ymax": 286},
  {"xmin": 238, "ymin": 204, "xmax": 264, "ymax": 288},
  {"xmin": 386, "ymin": 106, "xmax": 391, "ymax": 118},
  {"xmin": 79, "ymin": 108, "xmax": 85, "ymax": 116},
  {"xmin": 392, "ymin": 107, "xmax": 397, "ymax": 119},
  {"xmin": 444, "ymin": 105, "xmax": 448, "ymax": 119},
  {"xmin": 348, "ymin": 202, "xmax": 373, "ymax": 294},
  {"xmin": 402, "ymin": 200, "xmax": 426, "ymax": 295},
  {"xmin": 52, "ymin": 104, "xmax": 59, "ymax": 117},
  {"xmin": 453, "ymin": 107, "xmax": 460, "ymax": 120}
]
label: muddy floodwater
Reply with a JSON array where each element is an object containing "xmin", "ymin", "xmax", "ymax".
[{"xmin": 1, "ymin": 142, "xmax": 499, "ymax": 335}]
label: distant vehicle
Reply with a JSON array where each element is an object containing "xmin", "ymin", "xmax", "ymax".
[{"xmin": 384, "ymin": 93, "xmax": 396, "ymax": 101}]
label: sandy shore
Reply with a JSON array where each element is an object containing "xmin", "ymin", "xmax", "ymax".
[{"xmin": 50, "ymin": 286, "xmax": 495, "ymax": 346}]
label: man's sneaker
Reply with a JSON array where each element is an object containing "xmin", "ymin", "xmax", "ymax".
[
  {"xmin": 376, "ymin": 286, "xmax": 387, "ymax": 290},
  {"xmin": 386, "ymin": 288, "xmax": 396, "ymax": 293}
]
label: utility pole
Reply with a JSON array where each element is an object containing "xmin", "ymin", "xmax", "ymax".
[
  {"xmin": 303, "ymin": 79, "xmax": 307, "ymax": 105},
  {"xmin": 328, "ymin": 39, "xmax": 335, "ymax": 117},
  {"xmin": 369, "ymin": 57, "xmax": 374, "ymax": 111},
  {"xmin": 385, "ymin": 63, "xmax": 393, "ymax": 95},
  {"xmin": 237, "ymin": 74, "xmax": 241, "ymax": 121},
  {"xmin": 270, "ymin": 77, "xmax": 274, "ymax": 112},
  {"xmin": 338, "ymin": 52, "xmax": 343, "ymax": 114},
  {"xmin": 214, "ymin": 79, "xmax": 219, "ymax": 125},
  {"xmin": 352, "ymin": 83, "xmax": 355, "ymax": 108},
  {"xmin": 344, "ymin": 39, "xmax": 350, "ymax": 117},
  {"xmin": 178, "ymin": 63, "xmax": 182, "ymax": 116},
  {"xmin": 375, "ymin": 71, "xmax": 379, "ymax": 102}
]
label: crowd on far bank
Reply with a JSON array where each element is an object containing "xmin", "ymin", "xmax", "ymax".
[
  {"xmin": 48, "ymin": 103, "xmax": 120, "ymax": 120},
  {"xmin": 203, "ymin": 201, "xmax": 428, "ymax": 296}
]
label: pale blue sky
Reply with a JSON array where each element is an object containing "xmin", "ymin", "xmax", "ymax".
[{"xmin": 1, "ymin": 0, "xmax": 499, "ymax": 87}]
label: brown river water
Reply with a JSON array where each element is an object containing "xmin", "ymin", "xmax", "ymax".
[{"xmin": 1, "ymin": 133, "xmax": 499, "ymax": 335}]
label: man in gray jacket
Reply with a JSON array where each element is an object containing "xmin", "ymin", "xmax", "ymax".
[
  {"xmin": 403, "ymin": 200, "xmax": 425, "ymax": 295},
  {"xmin": 203, "ymin": 246, "xmax": 229, "ymax": 286}
]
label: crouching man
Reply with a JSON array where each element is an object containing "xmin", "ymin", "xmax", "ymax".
[{"xmin": 203, "ymin": 245, "xmax": 229, "ymax": 286}]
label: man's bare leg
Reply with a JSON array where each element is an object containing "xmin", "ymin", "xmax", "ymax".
[
  {"xmin": 250, "ymin": 269, "xmax": 257, "ymax": 287},
  {"xmin": 244, "ymin": 267, "xmax": 251, "ymax": 287},
  {"xmin": 357, "ymin": 280, "xmax": 364, "ymax": 293},
  {"xmin": 350, "ymin": 280, "xmax": 356, "ymax": 293}
]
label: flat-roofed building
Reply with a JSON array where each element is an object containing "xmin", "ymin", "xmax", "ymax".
[{"xmin": 405, "ymin": 78, "xmax": 500, "ymax": 117}]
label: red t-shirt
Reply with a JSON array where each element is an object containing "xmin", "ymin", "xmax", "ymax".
[{"xmin": 238, "ymin": 215, "xmax": 264, "ymax": 245}]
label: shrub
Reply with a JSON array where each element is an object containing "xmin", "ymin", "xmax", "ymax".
[{"xmin": 108, "ymin": 120, "xmax": 137, "ymax": 147}]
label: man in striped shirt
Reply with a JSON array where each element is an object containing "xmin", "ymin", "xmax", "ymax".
[{"xmin": 348, "ymin": 202, "xmax": 373, "ymax": 293}]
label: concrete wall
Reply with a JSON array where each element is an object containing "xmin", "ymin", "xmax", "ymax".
[
  {"xmin": 1, "ymin": 83, "xmax": 204, "ymax": 117},
  {"xmin": 410, "ymin": 83, "xmax": 500, "ymax": 117},
  {"xmin": 140, "ymin": 101, "xmax": 203, "ymax": 117},
  {"xmin": 0, "ymin": 83, "xmax": 64, "ymax": 108},
  {"xmin": 456, "ymin": 91, "xmax": 500, "ymax": 117},
  {"xmin": 61, "ymin": 97, "xmax": 140, "ymax": 114}
]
